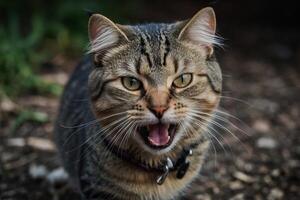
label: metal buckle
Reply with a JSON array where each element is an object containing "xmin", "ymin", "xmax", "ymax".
[
  {"xmin": 156, "ymin": 157, "xmax": 173, "ymax": 185},
  {"xmin": 156, "ymin": 149, "xmax": 193, "ymax": 184}
]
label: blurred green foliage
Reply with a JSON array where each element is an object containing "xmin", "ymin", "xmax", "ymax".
[
  {"xmin": 0, "ymin": 0, "xmax": 140, "ymax": 97},
  {"xmin": 10, "ymin": 110, "xmax": 49, "ymax": 133}
]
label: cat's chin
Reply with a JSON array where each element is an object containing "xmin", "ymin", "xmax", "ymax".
[{"xmin": 137, "ymin": 123, "xmax": 178, "ymax": 152}]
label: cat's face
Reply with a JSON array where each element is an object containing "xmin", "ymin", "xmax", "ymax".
[{"xmin": 88, "ymin": 7, "xmax": 222, "ymax": 155}]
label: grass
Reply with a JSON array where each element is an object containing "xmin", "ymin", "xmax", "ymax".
[
  {"xmin": 0, "ymin": 0, "xmax": 140, "ymax": 98},
  {"xmin": 0, "ymin": 13, "xmax": 62, "ymax": 97},
  {"xmin": 0, "ymin": 0, "xmax": 141, "ymax": 128}
]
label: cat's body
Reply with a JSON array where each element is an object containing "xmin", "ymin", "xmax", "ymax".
[
  {"xmin": 55, "ymin": 7, "xmax": 222, "ymax": 200},
  {"xmin": 55, "ymin": 60, "xmax": 209, "ymax": 199}
]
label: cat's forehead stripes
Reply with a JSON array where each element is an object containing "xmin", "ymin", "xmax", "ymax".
[
  {"xmin": 132, "ymin": 25, "xmax": 176, "ymax": 87},
  {"xmin": 159, "ymin": 29, "xmax": 171, "ymax": 67},
  {"xmin": 139, "ymin": 30, "xmax": 154, "ymax": 70},
  {"xmin": 135, "ymin": 25, "xmax": 172, "ymax": 72}
]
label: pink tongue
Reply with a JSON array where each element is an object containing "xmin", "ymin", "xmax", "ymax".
[{"xmin": 147, "ymin": 124, "xmax": 170, "ymax": 146}]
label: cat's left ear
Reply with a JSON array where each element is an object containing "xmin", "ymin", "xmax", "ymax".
[
  {"xmin": 178, "ymin": 7, "xmax": 220, "ymax": 56},
  {"xmin": 88, "ymin": 14, "xmax": 130, "ymax": 54}
]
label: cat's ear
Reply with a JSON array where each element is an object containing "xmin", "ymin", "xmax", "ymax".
[
  {"xmin": 88, "ymin": 14, "xmax": 129, "ymax": 53},
  {"xmin": 178, "ymin": 7, "xmax": 220, "ymax": 56}
]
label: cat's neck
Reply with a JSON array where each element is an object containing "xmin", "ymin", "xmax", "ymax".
[{"xmin": 101, "ymin": 136, "xmax": 202, "ymax": 185}]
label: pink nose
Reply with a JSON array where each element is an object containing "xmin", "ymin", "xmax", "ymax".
[
  {"xmin": 149, "ymin": 106, "xmax": 168, "ymax": 118},
  {"xmin": 146, "ymin": 89, "xmax": 170, "ymax": 118}
]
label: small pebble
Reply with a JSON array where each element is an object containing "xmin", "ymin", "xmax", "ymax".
[
  {"xmin": 271, "ymin": 169, "xmax": 280, "ymax": 177},
  {"xmin": 256, "ymin": 137, "xmax": 277, "ymax": 149},
  {"xmin": 229, "ymin": 181, "xmax": 243, "ymax": 190},
  {"xmin": 46, "ymin": 167, "xmax": 69, "ymax": 184},
  {"xmin": 267, "ymin": 188, "xmax": 284, "ymax": 200},
  {"xmin": 195, "ymin": 194, "xmax": 211, "ymax": 200},
  {"xmin": 230, "ymin": 193, "xmax": 244, "ymax": 200},
  {"xmin": 29, "ymin": 164, "xmax": 48, "ymax": 179},
  {"xmin": 6, "ymin": 138, "xmax": 25, "ymax": 147},
  {"xmin": 234, "ymin": 171, "xmax": 256, "ymax": 183},
  {"xmin": 253, "ymin": 120, "xmax": 271, "ymax": 133}
]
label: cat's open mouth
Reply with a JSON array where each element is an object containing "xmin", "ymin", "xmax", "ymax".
[{"xmin": 138, "ymin": 123, "xmax": 177, "ymax": 149}]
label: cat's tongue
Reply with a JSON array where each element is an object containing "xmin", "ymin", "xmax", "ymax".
[{"xmin": 147, "ymin": 124, "xmax": 170, "ymax": 146}]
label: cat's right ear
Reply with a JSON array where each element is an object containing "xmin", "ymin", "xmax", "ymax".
[
  {"xmin": 88, "ymin": 14, "xmax": 129, "ymax": 54},
  {"xmin": 177, "ymin": 7, "xmax": 222, "ymax": 56}
]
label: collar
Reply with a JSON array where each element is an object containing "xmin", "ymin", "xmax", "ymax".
[{"xmin": 102, "ymin": 138, "xmax": 201, "ymax": 185}]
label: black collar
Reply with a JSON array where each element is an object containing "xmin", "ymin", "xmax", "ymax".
[{"xmin": 102, "ymin": 138, "xmax": 201, "ymax": 185}]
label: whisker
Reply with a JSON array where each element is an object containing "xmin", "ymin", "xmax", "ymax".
[
  {"xmin": 60, "ymin": 111, "xmax": 127, "ymax": 129},
  {"xmin": 190, "ymin": 112, "xmax": 238, "ymax": 140},
  {"xmin": 80, "ymin": 117, "xmax": 130, "ymax": 162},
  {"xmin": 60, "ymin": 119, "xmax": 99, "ymax": 129},
  {"xmin": 94, "ymin": 117, "xmax": 135, "ymax": 159},
  {"xmin": 183, "ymin": 115, "xmax": 225, "ymax": 168},
  {"xmin": 185, "ymin": 115, "xmax": 228, "ymax": 155},
  {"xmin": 189, "ymin": 111, "xmax": 250, "ymax": 153},
  {"xmin": 192, "ymin": 110, "xmax": 250, "ymax": 137},
  {"xmin": 111, "ymin": 119, "xmax": 133, "ymax": 155},
  {"xmin": 70, "ymin": 116, "xmax": 129, "ymax": 161},
  {"xmin": 214, "ymin": 108, "xmax": 252, "ymax": 132},
  {"xmin": 220, "ymin": 95, "xmax": 252, "ymax": 107},
  {"xmin": 62, "ymin": 111, "xmax": 128, "ymax": 147},
  {"xmin": 118, "ymin": 122, "xmax": 137, "ymax": 157}
]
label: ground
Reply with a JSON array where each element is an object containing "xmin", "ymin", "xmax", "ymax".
[{"xmin": 0, "ymin": 27, "xmax": 299, "ymax": 200}]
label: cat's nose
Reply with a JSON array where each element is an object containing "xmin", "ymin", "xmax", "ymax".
[
  {"xmin": 146, "ymin": 88, "xmax": 170, "ymax": 118},
  {"xmin": 148, "ymin": 106, "xmax": 169, "ymax": 119}
]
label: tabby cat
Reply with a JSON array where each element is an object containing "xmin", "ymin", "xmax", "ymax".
[{"xmin": 54, "ymin": 7, "xmax": 222, "ymax": 200}]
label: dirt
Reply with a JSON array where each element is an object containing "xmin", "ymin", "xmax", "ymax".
[{"xmin": 1, "ymin": 19, "xmax": 299, "ymax": 200}]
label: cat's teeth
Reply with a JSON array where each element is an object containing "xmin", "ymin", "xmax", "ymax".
[
  {"xmin": 147, "ymin": 136, "xmax": 170, "ymax": 146},
  {"xmin": 148, "ymin": 137, "xmax": 156, "ymax": 145}
]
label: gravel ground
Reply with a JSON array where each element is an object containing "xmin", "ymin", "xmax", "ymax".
[{"xmin": 1, "ymin": 26, "xmax": 299, "ymax": 200}]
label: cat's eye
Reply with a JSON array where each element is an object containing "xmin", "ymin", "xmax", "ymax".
[
  {"xmin": 121, "ymin": 77, "xmax": 142, "ymax": 91},
  {"xmin": 173, "ymin": 73, "xmax": 193, "ymax": 88}
]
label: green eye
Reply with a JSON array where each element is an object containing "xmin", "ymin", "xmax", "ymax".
[
  {"xmin": 121, "ymin": 77, "xmax": 141, "ymax": 91},
  {"xmin": 173, "ymin": 73, "xmax": 193, "ymax": 88}
]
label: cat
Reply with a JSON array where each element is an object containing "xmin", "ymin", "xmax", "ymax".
[{"xmin": 54, "ymin": 7, "xmax": 222, "ymax": 200}]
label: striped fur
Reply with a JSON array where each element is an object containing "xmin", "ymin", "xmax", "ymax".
[{"xmin": 55, "ymin": 7, "xmax": 222, "ymax": 200}]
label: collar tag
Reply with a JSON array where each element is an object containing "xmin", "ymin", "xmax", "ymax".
[
  {"xmin": 156, "ymin": 157, "xmax": 173, "ymax": 185},
  {"xmin": 156, "ymin": 148, "xmax": 193, "ymax": 184},
  {"xmin": 176, "ymin": 149, "xmax": 192, "ymax": 179},
  {"xmin": 176, "ymin": 161, "xmax": 190, "ymax": 179}
]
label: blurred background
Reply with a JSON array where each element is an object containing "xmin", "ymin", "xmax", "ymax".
[{"xmin": 0, "ymin": 0, "xmax": 299, "ymax": 199}]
